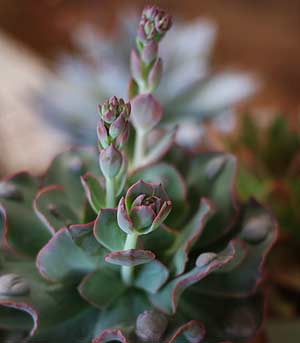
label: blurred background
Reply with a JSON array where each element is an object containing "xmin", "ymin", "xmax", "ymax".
[{"xmin": 0, "ymin": 1, "xmax": 299, "ymax": 342}]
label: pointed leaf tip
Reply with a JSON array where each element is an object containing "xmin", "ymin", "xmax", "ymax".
[{"xmin": 104, "ymin": 249, "xmax": 155, "ymax": 266}]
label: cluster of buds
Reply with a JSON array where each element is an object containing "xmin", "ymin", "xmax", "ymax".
[
  {"xmin": 137, "ymin": 6, "xmax": 173, "ymax": 45},
  {"xmin": 129, "ymin": 6, "xmax": 172, "ymax": 95},
  {"xmin": 97, "ymin": 96, "xmax": 130, "ymax": 179}
]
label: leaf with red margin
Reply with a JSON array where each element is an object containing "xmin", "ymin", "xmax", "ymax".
[
  {"xmin": 178, "ymin": 291, "xmax": 264, "ymax": 342},
  {"xmin": 91, "ymin": 289, "xmax": 150, "ymax": 338},
  {"xmin": 187, "ymin": 153, "xmax": 239, "ymax": 248},
  {"xmin": 78, "ymin": 267, "xmax": 126, "ymax": 309},
  {"xmin": 192, "ymin": 200, "xmax": 277, "ymax": 297},
  {"xmin": 43, "ymin": 148, "xmax": 99, "ymax": 211},
  {"xmin": 0, "ymin": 260, "xmax": 88, "ymax": 339},
  {"xmin": 134, "ymin": 260, "xmax": 169, "ymax": 293},
  {"xmin": 94, "ymin": 209, "xmax": 126, "ymax": 252},
  {"xmin": 129, "ymin": 163, "xmax": 187, "ymax": 228},
  {"xmin": 81, "ymin": 172, "xmax": 105, "ymax": 214},
  {"xmin": 149, "ymin": 241, "xmax": 236, "ymax": 314},
  {"xmin": 166, "ymin": 320, "xmax": 205, "ymax": 343},
  {"xmin": 34, "ymin": 185, "xmax": 79, "ymax": 232},
  {"xmin": 92, "ymin": 329, "xmax": 128, "ymax": 343},
  {"xmin": 142, "ymin": 126, "xmax": 178, "ymax": 167},
  {"xmin": 37, "ymin": 222, "xmax": 106, "ymax": 282},
  {"xmin": 0, "ymin": 172, "xmax": 52, "ymax": 256},
  {"xmin": 168, "ymin": 198, "xmax": 212, "ymax": 276},
  {"xmin": 104, "ymin": 249, "xmax": 155, "ymax": 266}
]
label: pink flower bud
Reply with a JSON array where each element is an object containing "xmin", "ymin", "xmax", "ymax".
[
  {"xmin": 141, "ymin": 41, "xmax": 158, "ymax": 65},
  {"xmin": 99, "ymin": 144, "xmax": 123, "ymax": 179},
  {"xmin": 96, "ymin": 119, "xmax": 109, "ymax": 149},
  {"xmin": 109, "ymin": 113, "xmax": 126, "ymax": 140},
  {"xmin": 130, "ymin": 50, "xmax": 143, "ymax": 84},
  {"xmin": 131, "ymin": 94, "xmax": 162, "ymax": 133},
  {"xmin": 148, "ymin": 58, "xmax": 163, "ymax": 91}
]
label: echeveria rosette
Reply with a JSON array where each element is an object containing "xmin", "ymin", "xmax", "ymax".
[{"xmin": 117, "ymin": 180, "xmax": 172, "ymax": 235}]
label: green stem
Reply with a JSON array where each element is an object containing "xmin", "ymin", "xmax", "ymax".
[
  {"xmin": 121, "ymin": 232, "xmax": 138, "ymax": 286},
  {"xmin": 105, "ymin": 177, "xmax": 115, "ymax": 208},
  {"xmin": 133, "ymin": 130, "xmax": 147, "ymax": 168}
]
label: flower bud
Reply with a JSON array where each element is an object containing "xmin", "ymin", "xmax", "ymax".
[
  {"xmin": 97, "ymin": 97, "xmax": 131, "ymax": 149},
  {"xmin": 130, "ymin": 50, "xmax": 143, "ymax": 84},
  {"xmin": 135, "ymin": 310, "xmax": 168, "ymax": 342},
  {"xmin": 148, "ymin": 58, "xmax": 162, "ymax": 91},
  {"xmin": 99, "ymin": 144, "xmax": 123, "ymax": 179},
  {"xmin": 141, "ymin": 40, "xmax": 158, "ymax": 65},
  {"xmin": 96, "ymin": 119, "xmax": 109, "ymax": 149},
  {"xmin": 109, "ymin": 113, "xmax": 126, "ymax": 140},
  {"xmin": 131, "ymin": 94, "xmax": 162, "ymax": 133}
]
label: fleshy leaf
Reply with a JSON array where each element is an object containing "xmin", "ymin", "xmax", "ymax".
[
  {"xmin": 150, "ymin": 242, "xmax": 236, "ymax": 314},
  {"xmin": 44, "ymin": 148, "xmax": 99, "ymax": 213},
  {"xmin": 81, "ymin": 172, "xmax": 105, "ymax": 214},
  {"xmin": 78, "ymin": 268, "xmax": 126, "ymax": 309},
  {"xmin": 129, "ymin": 163, "xmax": 187, "ymax": 227},
  {"xmin": 193, "ymin": 200, "xmax": 277, "ymax": 296},
  {"xmin": 104, "ymin": 249, "xmax": 155, "ymax": 267},
  {"xmin": 142, "ymin": 127, "xmax": 177, "ymax": 167},
  {"xmin": 34, "ymin": 185, "xmax": 79, "ymax": 232},
  {"xmin": 168, "ymin": 198, "xmax": 212, "ymax": 276},
  {"xmin": 179, "ymin": 291, "xmax": 264, "ymax": 342},
  {"xmin": 0, "ymin": 260, "xmax": 88, "ymax": 338},
  {"xmin": 92, "ymin": 329, "xmax": 128, "ymax": 343},
  {"xmin": 187, "ymin": 153, "xmax": 238, "ymax": 247},
  {"xmin": 134, "ymin": 260, "xmax": 169, "ymax": 293},
  {"xmin": 166, "ymin": 320, "xmax": 205, "ymax": 343},
  {"xmin": 0, "ymin": 173, "xmax": 52, "ymax": 256},
  {"xmin": 94, "ymin": 209, "xmax": 126, "ymax": 251},
  {"xmin": 37, "ymin": 222, "xmax": 105, "ymax": 282}
]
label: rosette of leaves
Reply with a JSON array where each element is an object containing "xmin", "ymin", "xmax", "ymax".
[
  {"xmin": 34, "ymin": 8, "xmax": 256, "ymax": 146},
  {"xmin": 225, "ymin": 112, "xmax": 300, "ymax": 318},
  {"xmin": 0, "ymin": 6, "xmax": 275, "ymax": 343}
]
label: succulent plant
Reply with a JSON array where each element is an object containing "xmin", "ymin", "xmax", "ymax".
[
  {"xmin": 0, "ymin": 6, "xmax": 276, "ymax": 343},
  {"xmin": 225, "ymin": 111, "xmax": 300, "ymax": 318},
  {"xmin": 34, "ymin": 8, "xmax": 256, "ymax": 147}
]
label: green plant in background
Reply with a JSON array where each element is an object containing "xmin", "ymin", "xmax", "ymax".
[
  {"xmin": 226, "ymin": 112, "xmax": 300, "ymax": 318},
  {"xmin": 0, "ymin": 6, "xmax": 276, "ymax": 343},
  {"xmin": 35, "ymin": 8, "xmax": 256, "ymax": 147}
]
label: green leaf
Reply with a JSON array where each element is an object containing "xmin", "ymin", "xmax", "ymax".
[
  {"xmin": 0, "ymin": 259, "xmax": 88, "ymax": 338},
  {"xmin": 0, "ymin": 173, "xmax": 52, "ymax": 257},
  {"xmin": 168, "ymin": 198, "xmax": 212, "ymax": 276},
  {"xmin": 192, "ymin": 200, "xmax": 277, "ymax": 297},
  {"xmin": 44, "ymin": 148, "xmax": 99, "ymax": 215},
  {"xmin": 104, "ymin": 249, "xmax": 155, "ymax": 267},
  {"xmin": 143, "ymin": 127, "xmax": 177, "ymax": 166},
  {"xmin": 166, "ymin": 320, "xmax": 205, "ymax": 343},
  {"xmin": 37, "ymin": 222, "xmax": 106, "ymax": 282},
  {"xmin": 179, "ymin": 290, "xmax": 264, "ymax": 342},
  {"xmin": 150, "ymin": 242, "xmax": 235, "ymax": 314},
  {"xmin": 187, "ymin": 153, "xmax": 238, "ymax": 247},
  {"xmin": 81, "ymin": 172, "xmax": 105, "ymax": 214},
  {"xmin": 134, "ymin": 260, "xmax": 169, "ymax": 293},
  {"xmin": 78, "ymin": 267, "xmax": 126, "ymax": 309},
  {"xmin": 34, "ymin": 185, "xmax": 79, "ymax": 232},
  {"xmin": 94, "ymin": 209, "xmax": 126, "ymax": 251},
  {"xmin": 129, "ymin": 163, "xmax": 187, "ymax": 228}
]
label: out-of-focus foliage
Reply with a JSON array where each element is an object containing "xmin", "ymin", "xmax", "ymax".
[
  {"xmin": 226, "ymin": 112, "xmax": 300, "ymax": 318},
  {"xmin": 34, "ymin": 13, "xmax": 256, "ymax": 147}
]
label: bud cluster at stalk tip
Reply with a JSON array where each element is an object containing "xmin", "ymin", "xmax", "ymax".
[
  {"xmin": 129, "ymin": 6, "xmax": 172, "ymax": 95},
  {"xmin": 97, "ymin": 96, "xmax": 130, "ymax": 179},
  {"xmin": 137, "ymin": 6, "xmax": 173, "ymax": 44},
  {"xmin": 97, "ymin": 96, "xmax": 131, "ymax": 150}
]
